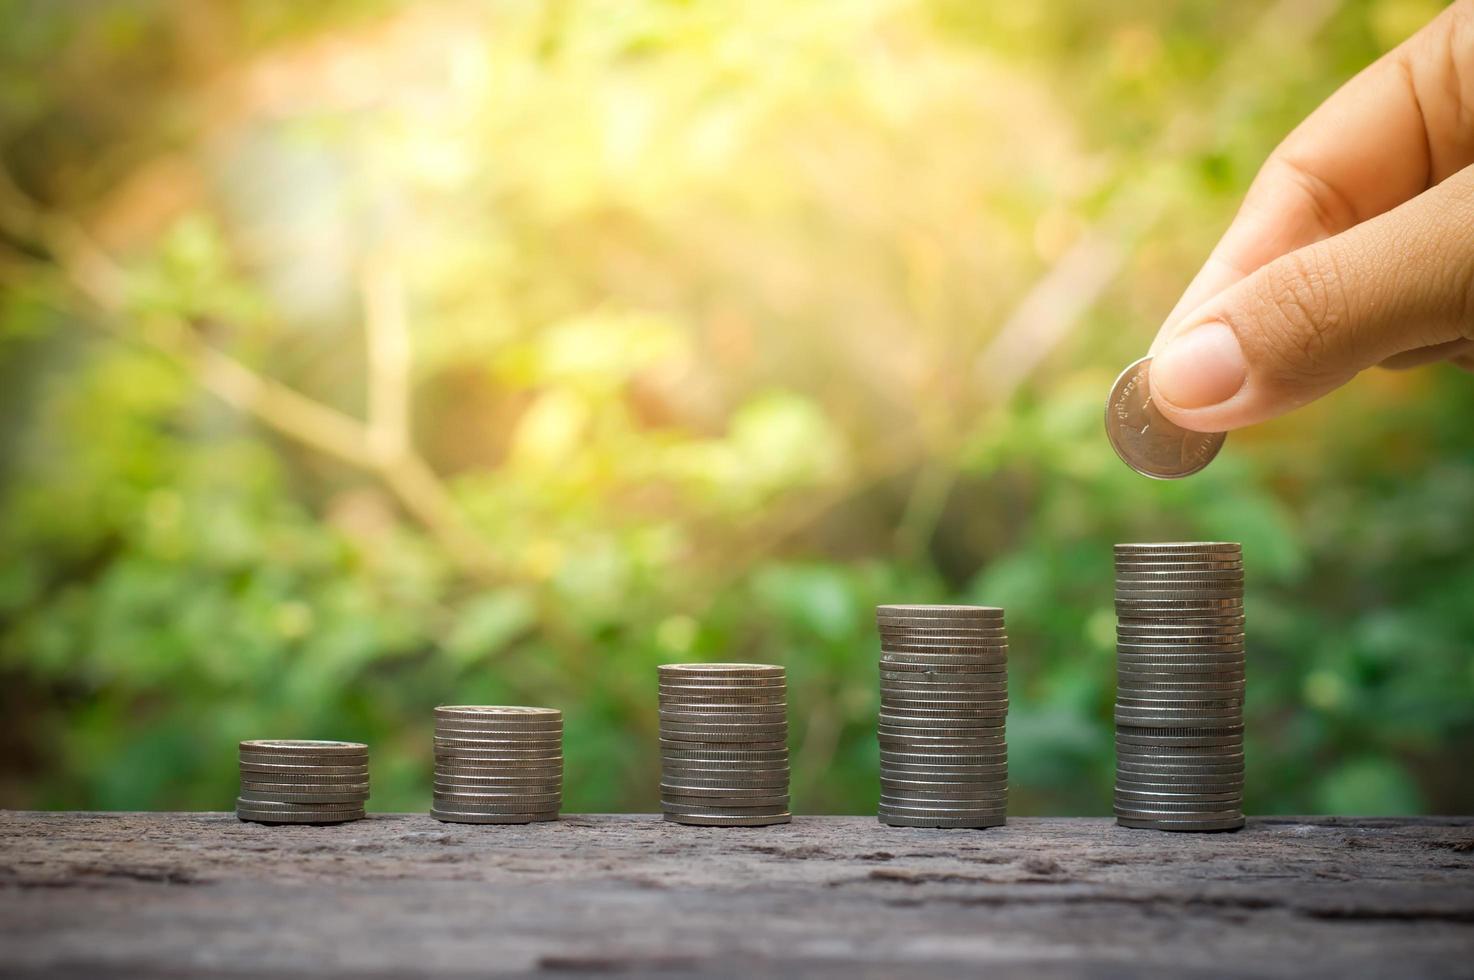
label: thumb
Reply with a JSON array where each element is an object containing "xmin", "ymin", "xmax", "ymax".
[{"xmin": 1148, "ymin": 164, "xmax": 1474, "ymax": 432}]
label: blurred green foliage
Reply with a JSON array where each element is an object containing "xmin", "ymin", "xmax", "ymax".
[{"xmin": 0, "ymin": 0, "xmax": 1469, "ymax": 817}]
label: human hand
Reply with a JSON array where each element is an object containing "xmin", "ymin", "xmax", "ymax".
[{"xmin": 1146, "ymin": 1, "xmax": 1474, "ymax": 433}]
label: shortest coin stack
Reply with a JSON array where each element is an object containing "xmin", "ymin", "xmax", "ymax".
[
  {"xmin": 432, "ymin": 706, "xmax": 563, "ymax": 824},
  {"xmin": 237, "ymin": 740, "xmax": 369, "ymax": 824},
  {"xmin": 659, "ymin": 664, "xmax": 791, "ymax": 827}
]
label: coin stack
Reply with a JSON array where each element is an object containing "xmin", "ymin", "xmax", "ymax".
[
  {"xmin": 658, "ymin": 664, "xmax": 791, "ymax": 827},
  {"xmin": 237, "ymin": 740, "xmax": 369, "ymax": 824},
  {"xmin": 432, "ymin": 706, "xmax": 563, "ymax": 824},
  {"xmin": 876, "ymin": 605, "xmax": 1008, "ymax": 829},
  {"xmin": 1114, "ymin": 542, "xmax": 1245, "ymax": 832}
]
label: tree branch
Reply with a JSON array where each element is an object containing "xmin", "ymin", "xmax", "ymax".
[{"xmin": 0, "ymin": 161, "xmax": 497, "ymax": 579}]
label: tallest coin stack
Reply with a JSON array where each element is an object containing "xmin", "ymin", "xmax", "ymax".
[{"xmin": 1113, "ymin": 542, "xmax": 1245, "ymax": 832}]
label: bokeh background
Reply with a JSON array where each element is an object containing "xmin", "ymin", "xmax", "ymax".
[{"xmin": 1, "ymin": 0, "xmax": 1471, "ymax": 816}]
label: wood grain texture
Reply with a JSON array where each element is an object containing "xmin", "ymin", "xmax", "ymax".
[{"xmin": 2, "ymin": 812, "xmax": 1472, "ymax": 978}]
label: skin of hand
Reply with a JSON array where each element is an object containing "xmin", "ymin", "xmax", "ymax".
[{"xmin": 1146, "ymin": 0, "xmax": 1474, "ymax": 433}]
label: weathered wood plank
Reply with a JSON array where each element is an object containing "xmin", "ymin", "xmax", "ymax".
[{"xmin": 2, "ymin": 812, "xmax": 1472, "ymax": 978}]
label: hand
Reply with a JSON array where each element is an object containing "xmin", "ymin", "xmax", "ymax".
[{"xmin": 1146, "ymin": 1, "xmax": 1474, "ymax": 433}]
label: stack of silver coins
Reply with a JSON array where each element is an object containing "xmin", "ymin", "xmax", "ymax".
[
  {"xmin": 658, "ymin": 664, "xmax": 791, "ymax": 827},
  {"xmin": 237, "ymin": 740, "xmax": 369, "ymax": 824},
  {"xmin": 876, "ymin": 605, "xmax": 1008, "ymax": 828},
  {"xmin": 431, "ymin": 706, "xmax": 563, "ymax": 824},
  {"xmin": 1114, "ymin": 542, "xmax": 1245, "ymax": 832}
]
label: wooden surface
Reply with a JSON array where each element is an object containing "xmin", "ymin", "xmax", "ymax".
[{"xmin": 2, "ymin": 812, "xmax": 1472, "ymax": 978}]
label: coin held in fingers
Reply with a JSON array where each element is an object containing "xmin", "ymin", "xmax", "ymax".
[{"xmin": 1106, "ymin": 356, "xmax": 1224, "ymax": 479}]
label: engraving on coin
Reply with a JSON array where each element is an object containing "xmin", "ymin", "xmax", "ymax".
[{"xmin": 1105, "ymin": 357, "xmax": 1225, "ymax": 479}]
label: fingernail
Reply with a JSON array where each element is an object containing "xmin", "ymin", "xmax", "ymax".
[{"xmin": 1152, "ymin": 322, "xmax": 1247, "ymax": 409}]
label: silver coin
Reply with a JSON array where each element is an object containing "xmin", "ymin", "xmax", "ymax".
[
  {"xmin": 1116, "ymin": 694, "xmax": 1243, "ymax": 708},
  {"xmin": 881, "ymin": 654, "xmax": 1008, "ymax": 669},
  {"xmin": 662, "ymin": 786, "xmax": 790, "ymax": 803},
  {"xmin": 236, "ymin": 767, "xmax": 370, "ymax": 783},
  {"xmin": 879, "ymin": 706, "xmax": 1008, "ymax": 721},
  {"xmin": 1117, "ymin": 626, "xmax": 1245, "ymax": 639},
  {"xmin": 237, "ymin": 789, "xmax": 368, "ymax": 805},
  {"xmin": 1105, "ymin": 357, "xmax": 1225, "ymax": 478},
  {"xmin": 659, "ymin": 738, "xmax": 788, "ymax": 754},
  {"xmin": 1114, "ymin": 803, "xmax": 1243, "ymax": 819},
  {"xmin": 1114, "ymin": 672, "xmax": 1244, "ymax": 686},
  {"xmin": 1117, "ymin": 671, "xmax": 1245, "ymax": 687},
  {"xmin": 659, "ymin": 722, "xmax": 788, "ymax": 735},
  {"xmin": 880, "ymin": 780, "xmax": 1008, "ymax": 799},
  {"xmin": 659, "ymin": 733, "xmax": 788, "ymax": 746},
  {"xmin": 1117, "ymin": 683, "xmax": 1245, "ymax": 698},
  {"xmin": 878, "ymin": 722, "xmax": 1006, "ymax": 737},
  {"xmin": 876, "ymin": 633, "xmax": 1009, "ymax": 646},
  {"xmin": 1115, "ymin": 758, "xmax": 1244, "ymax": 775},
  {"xmin": 881, "ymin": 676, "xmax": 1010, "ymax": 690},
  {"xmin": 880, "ymin": 749, "xmax": 1008, "ymax": 766},
  {"xmin": 435, "ymin": 753, "xmax": 564, "ymax": 767},
  {"xmin": 1117, "ymin": 643, "xmax": 1246, "ymax": 657},
  {"xmin": 881, "ymin": 688, "xmax": 1009, "ymax": 701},
  {"xmin": 1115, "ymin": 701, "xmax": 1244, "ymax": 716},
  {"xmin": 1115, "ymin": 788, "xmax": 1241, "ymax": 805},
  {"xmin": 1114, "ymin": 565, "xmax": 1244, "ymax": 578},
  {"xmin": 237, "ymin": 752, "xmax": 369, "ymax": 769},
  {"xmin": 662, "ymin": 811, "xmax": 791, "ymax": 827},
  {"xmin": 435, "ymin": 705, "xmax": 561, "ymax": 720},
  {"xmin": 657, "ymin": 689, "xmax": 787, "ymax": 704},
  {"xmin": 880, "ymin": 663, "xmax": 1006, "ymax": 677},
  {"xmin": 236, "ymin": 761, "xmax": 370, "ymax": 777},
  {"xmin": 660, "ymin": 747, "xmax": 789, "ymax": 762},
  {"xmin": 1115, "ymin": 541, "xmax": 1240, "ymax": 555},
  {"xmin": 1115, "ymin": 592, "xmax": 1243, "ymax": 605},
  {"xmin": 660, "ymin": 762, "xmax": 789, "ymax": 775},
  {"xmin": 876, "ymin": 604, "xmax": 1005, "ymax": 621},
  {"xmin": 1116, "ymin": 778, "xmax": 1244, "ymax": 795},
  {"xmin": 881, "ymin": 690, "xmax": 1009, "ymax": 704},
  {"xmin": 431, "ymin": 807, "xmax": 558, "ymax": 824},
  {"xmin": 660, "ymin": 776, "xmax": 791, "ymax": 792},
  {"xmin": 1117, "ymin": 656, "xmax": 1245, "ymax": 672},
  {"xmin": 662, "ymin": 792, "xmax": 790, "ymax": 808},
  {"xmin": 237, "ymin": 807, "xmax": 366, "ymax": 824},
  {"xmin": 878, "ymin": 813, "xmax": 1006, "ymax": 828},
  {"xmin": 1116, "ymin": 734, "xmax": 1243, "ymax": 749},
  {"xmin": 434, "ymin": 714, "xmax": 563, "ymax": 727},
  {"xmin": 1114, "ymin": 563, "xmax": 1244, "ymax": 576},
  {"xmin": 879, "ymin": 740, "xmax": 1007, "ymax": 755},
  {"xmin": 1118, "ymin": 721, "xmax": 1242, "ymax": 736},
  {"xmin": 434, "ymin": 777, "xmax": 561, "ymax": 792},
  {"xmin": 235, "ymin": 796, "xmax": 363, "ymax": 813},
  {"xmin": 239, "ymin": 739, "xmax": 367, "ymax": 756},
  {"xmin": 1116, "ymin": 815, "xmax": 1244, "ymax": 832},
  {"xmin": 1114, "ymin": 745, "xmax": 1244, "ymax": 760},
  {"xmin": 658, "ymin": 663, "xmax": 785, "ymax": 678},
  {"xmin": 876, "ymin": 628, "xmax": 1010, "ymax": 642},
  {"xmin": 432, "ymin": 797, "xmax": 562, "ymax": 814},
  {"xmin": 658, "ymin": 704, "xmax": 788, "ymax": 718},
  {"xmin": 660, "ymin": 800, "xmax": 791, "ymax": 816},
  {"xmin": 433, "ymin": 735, "xmax": 561, "ymax": 749},
  {"xmin": 878, "ymin": 801, "xmax": 1008, "ymax": 817},
  {"xmin": 238, "ymin": 779, "xmax": 370, "ymax": 795},
  {"xmin": 879, "ymin": 720, "xmax": 1007, "ymax": 736},
  {"xmin": 1116, "ymin": 665, "xmax": 1246, "ymax": 680},
  {"xmin": 434, "ymin": 726, "xmax": 563, "ymax": 741},
  {"xmin": 433, "ymin": 787, "xmax": 562, "ymax": 802},
  {"xmin": 881, "ymin": 761, "xmax": 1008, "ymax": 778},
  {"xmin": 435, "ymin": 760, "xmax": 563, "ymax": 774}
]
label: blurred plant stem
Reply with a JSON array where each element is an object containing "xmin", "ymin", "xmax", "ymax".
[{"xmin": 0, "ymin": 161, "xmax": 497, "ymax": 579}]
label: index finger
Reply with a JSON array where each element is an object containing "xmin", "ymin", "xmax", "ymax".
[{"xmin": 1149, "ymin": 1, "xmax": 1474, "ymax": 353}]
